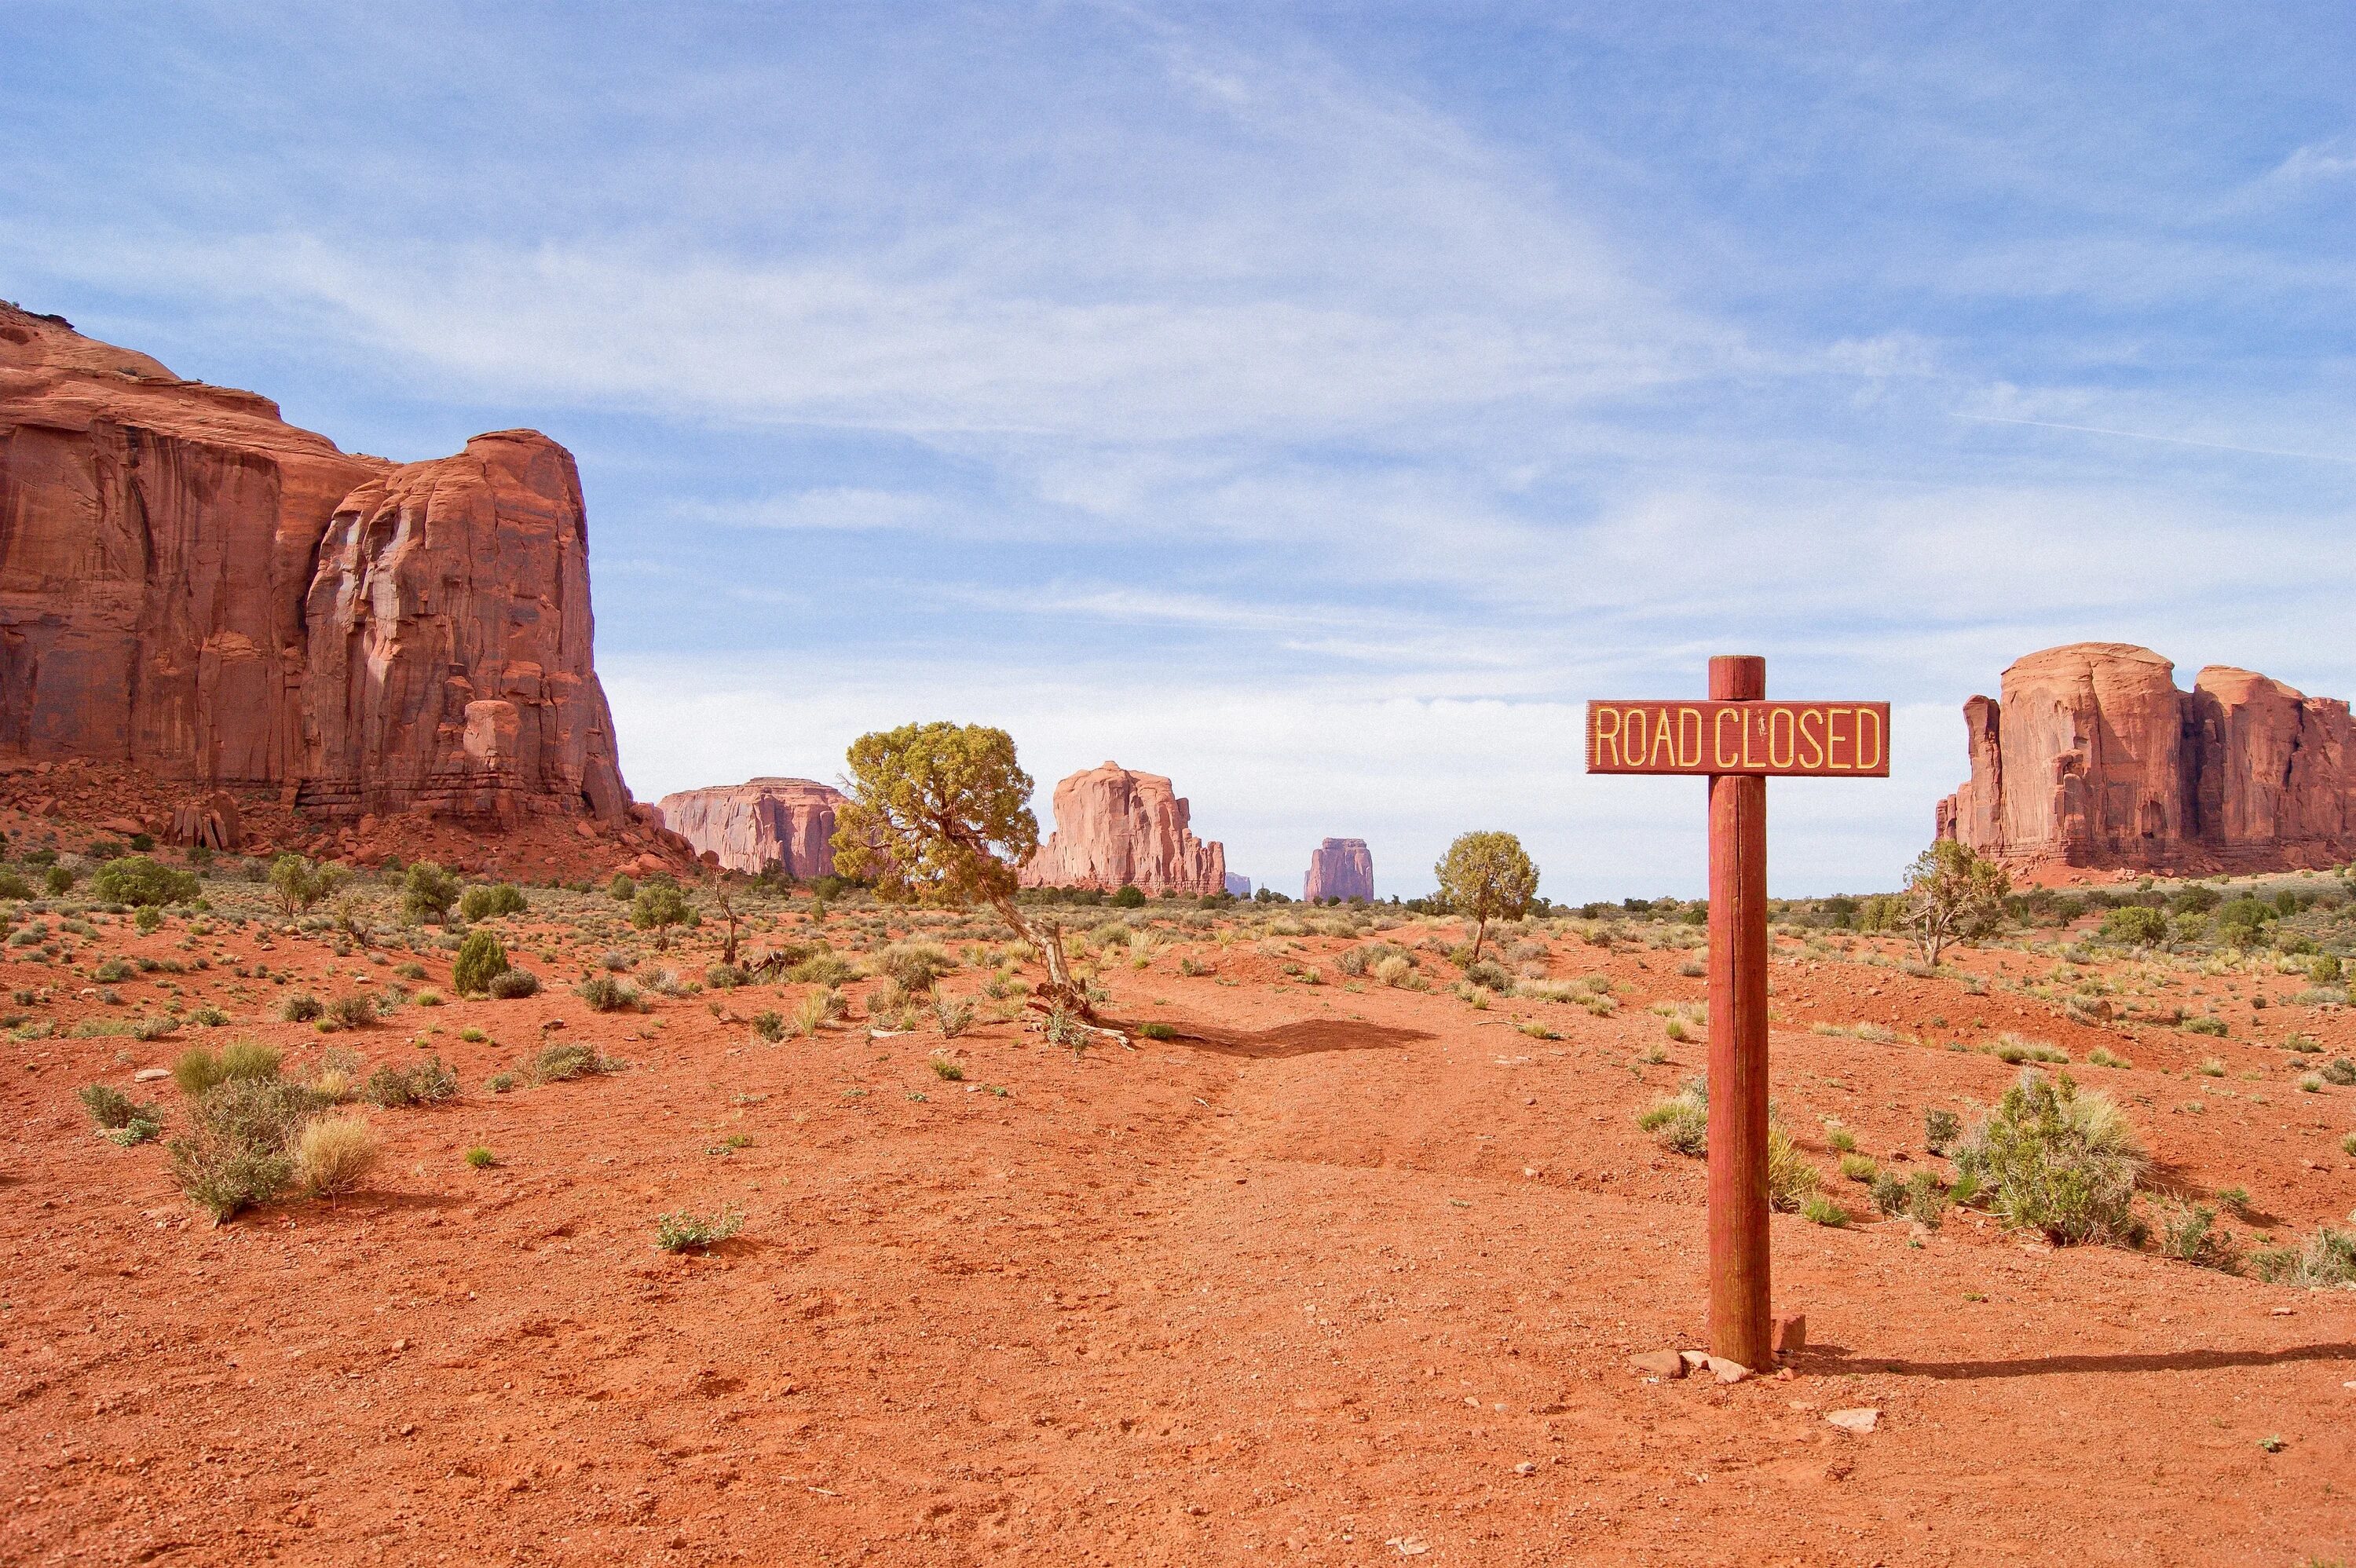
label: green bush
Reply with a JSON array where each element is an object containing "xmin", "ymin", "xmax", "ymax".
[
  {"xmin": 574, "ymin": 975, "xmax": 640, "ymax": 1012},
  {"xmin": 280, "ymin": 992, "xmax": 324, "ymax": 1023},
  {"xmin": 2310, "ymin": 954, "xmax": 2345, "ymax": 985},
  {"xmin": 2183, "ymin": 1014, "xmax": 2229, "ymax": 1037},
  {"xmin": 268, "ymin": 853, "xmax": 346, "ymax": 916},
  {"xmin": 362, "ymin": 1054, "xmax": 459, "ymax": 1108},
  {"xmin": 166, "ymin": 1076, "xmax": 323, "ymax": 1220},
  {"xmin": 487, "ymin": 968, "xmax": 540, "ymax": 1000},
  {"xmin": 78, "ymin": 1082, "xmax": 160, "ymax": 1142},
  {"xmin": 1925, "ymin": 1107, "xmax": 1962, "ymax": 1155},
  {"xmin": 1637, "ymin": 1082, "xmax": 1708, "ymax": 1157},
  {"xmin": 608, "ymin": 872, "xmax": 636, "ymax": 902},
  {"xmin": 451, "ymin": 930, "xmax": 510, "ymax": 995},
  {"xmin": 1110, "ymin": 885, "xmax": 1147, "ymax": 908},
  {"xmin": 877, "ymin": 942, "xmax": 955, "ymax": 994},
  {"xmin": 2249, "ymin": 1226, "xmax": 2356, "ymax": 1288},
  {"xmin": 532, "ymin": 1041, "xmax": 615, "ymax": 1083},
  {"xmin": 326, "ymin": 994, "xmax": 379, "ymax": 1029},
  {"xmin": 2099, "ymin": 905, "xmax": 2167, "ymax": 945},
  {"xmin": 630, "ymin": 878, "xmax": 697, "ymax": 948},
  {"xmin": 787, "ymin": 953, "xmax": 858, "ymax": 987},
  {"xmin": 654, "ymin": 1205, "xmax": 743, "ymax": 1252},
  {"xmin": 90, "ymin": 855, "xmax": 199, "ymax": 907},
  {"xmin": 751, "ymin": 1010, "xmax": 786, "ymax": 1043},
  {"xmin": 134, "ymin": 906, "xmax": 163, "ymax": 934},
  {"xmin": 704, "ymin": 963, "xmax": 748, "ymax": 989},
  {"xmin": 458, "ymin": 882, "xmax": 528, "ymax": 921},
  {"xmin": 1952, "ymin": 1071, "xmax": 2143, "ymax": 1245},
  {"xmin": 2213, "ymin": 897, "xmax": 2273, "ymax": 948},
  {"xmin": 401, "ymin": 861, "xmax": 461, "ymax": 924},
  {"xmin": 0, "ymin": 870, "xmax": 27, "ymax": 900},
  {"xmin": 44, "ymin": 864, "xmax": 75, "ymax": 896}
]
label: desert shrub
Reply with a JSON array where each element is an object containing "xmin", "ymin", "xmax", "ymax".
[
  {"xmin": 393, "ymin": 961, "xmax": 427, "ymax": 981},
  {"xmin": 465, "ymin": 1144, "xmax": 496, "ymax": 1168},
  {"xmin": 928, "ymin": 1052, "xmax": 965, "ymax": 1080},
  {"xmin": 1638, "ymin": 1081, "xmax": 1708, "ymax": 1157},
  {"xmin": 0, "ymin": 870, "xmax": 28, "ymax": 900},
  {"xmin": 654, "ymin": 1205, "xmax": 743, "ymax": 1252},
  {"xmin": 309, "ymin": 1047, "xmax": 362, "ymax": 1103},
  {"xmin": 361, "ymin": 1054, "xmax": 458, "ymax": 1108},
  {"xmin": 451, "ymin": 930, "xmax": 510, "ymax": 995},
  {"xmin": 2212, "ymin": 897, "xmax": 2273, "ymax": 948},
  {"xmin": 2182, "ymin": 1014, "xmax": 2229, "ymax": 1037},
  {"xmin": 170, "ymin": 1044, "xmax": 232, "ymax": 1096},
  {"xmin": 1110, "ymin": 885, "xmax": 1146, "ymax": 908},
  {"xmin": 458, "ymin": 882, "xmax": 528, "ymax": 922},
  {"xmin": 488, "ymin": 968, "xmax": 540, "ymax": 1000},
  {"xmin": 1137, "ymin": 1020, "xmax": 1176, "ymax": 1040},
  {"xmin": 91, "ymin": 856, "xmax": 199, "ymax": 908},
  {"xmin": 280, "ymin": 991, "xmax": 324, "ymax": 1023},
  {"xmin": 390, "ymin": 862, "xmax": 456, "ymax": 926},
  {"xmin": 1925, "ymin": 1108, "xmax": 1962, "ymax": 1154},
  {"xmin": 1801, "ymin": 1195, "xmax": 1848, "ymax": 1227},
  {"xmin": 1839, "ymin": 1153, "xmax": 1879, "ymax": 1183},
  {"xmin": 212, "ymin": 1040, "xmax": 280, "ymax": 1081},
  {"xmin": 532, "ymin": 1041, "xmax": 615, "ymax": 1083},
  {"xmin": 167, "ymin": 1076, "xmax": 322, "ymax": 1220},
  {"xmin": 788, "ymin": 952, "xmax": 858, "ymax": 987},
  {"xmin": 1765, "ymin": 1123, "xmax": 1819, "ymax": 1211},
  {"xmin": 1374, "ymin": 954, "xmax": 1414, "ymax": 989},
  {"xmin": 294, "ymin": 1114, "xmax": 381, "ymax": 1197},
  {"xmin": 876, "ymin": 942, "xmax": 955, "ymax": 994},
  {"xmin": 1869, "ymin": 1169, "xmax": 1908, "ymax": 1216},
  {"xmin": 326, "ymin": 993, "xmax": 378, "ymax": 1029},
  {"xmin": 43, "ymin": 864, "xmax": 74, "ymax": 895},
  {"xmin": 79, "ymin": 1082, "xmax": 162, "ymax": 1143},
  {"xmin": 705, "ymin": 962, "xmax": 748, "ymax": 989},
  {"xmin": 2099, "ymin": 905, "xmax": 2168, "ymax": 946},
  {"xmin": 93, "ymin": 956, "xmax": 134, "ymax": 982},
  {"xmin": 630, "ymin": 878, "xmax": 697, "ymax": 948},
  {"xmin": 791, "ymin": 989, "xmax": 835, "ymax": 1036},
  {"xmin": 574, "ymin": 975, "xmax": 641, "ymax": 1013},
  {"xmin": 2322, "ymin": 1058, "xmax": 2356, "ymax": 1087},
  {"xmin": 2160, "ymin": 1202, "xmax": 2239, "ymax": 1272},
  {"xmin": 2248, "ymin": 1226, "xmax": 2356, "ymax": 1288},
  {"xmin": 935, "ymin": 996, "xmax": 975, "ymax": 1037},
  {"xmin": 1952, "ymin": 1071, "xmax": 2144, "ymax": 1245},
  {"xmin": 751, "ymin": 1009, "xmax": 787, "ymax": 1043},
  {"xmin": 134, "ymin": 906, "xmax": 163, "ymax": 934},
  {"xmin": 2310, "ymin": 954, "xmax": 2345, "ymax": 985},
  {"xmin": 267, "ymin": 853, "xmax": 346, "ymax": 916},
  {"xmin": 1463, "ymin": 958, "xmax": 1513, "ymax": 992}
]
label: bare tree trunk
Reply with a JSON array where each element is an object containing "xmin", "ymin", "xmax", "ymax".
[
  {"xmin": 1469, "ymin": 914, "xmax": 1489, "ymax": 963},
  {"xmin": 990, "ymin": 897, "xmax": 1091, "ymax": 1018}
]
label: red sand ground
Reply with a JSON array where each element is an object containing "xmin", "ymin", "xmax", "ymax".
[{"xmin": 5, "ymin": 886, "xmax": 2355, "ymax": 1566}]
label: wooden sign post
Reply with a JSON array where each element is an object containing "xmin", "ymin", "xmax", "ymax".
[{"xmin": 1586, "ymin": 657, "xmax": 1890, "ymax": 1370}]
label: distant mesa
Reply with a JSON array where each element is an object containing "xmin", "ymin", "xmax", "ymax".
[
  {"xmin": 1303, "ymin": 837, "xmax": 1374, "ymax": 903},
  {"xmin": 1937, "ymin": 641, "xmax": 2356, "ymax": 877},
  {"xmin": 0, "ymin": 300, "xmax": 657, "ymax": 871},
  {"xmin": 1224, "ymin": 872, "xmax": 1253, "ymax": 899},
  {"xmin": 1019, "ymin": 761, "xmax": 1227, "ymax": 896},
  {"xmin": 655, "ymin": 778, "xmax": 847, "ymax": 877}
]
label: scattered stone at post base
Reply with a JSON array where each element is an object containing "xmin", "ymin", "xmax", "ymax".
[
  {"xmin": 1827, "ymin": 1407, "xmax": 1879, "ymax": 1434},
  {"xmin": 1707, "ymin": 1356, "xmax": 1751, "ymax": 1384},
  {"xmin": 1627, "ymin": 1350, "xmax": 1685, "ymax": 1379},
  {"xmin": 1772, "ymin": 1311, "xmax": 1807, "ymax": 1356},
  {"xmin": 1677, "ymin": 1350, "xmax": 1710, "ymax": 1372}
]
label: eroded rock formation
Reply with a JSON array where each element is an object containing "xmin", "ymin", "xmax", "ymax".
[
  {"xmin": 655, "ymin": 777, "xmax": 847, "ymax": 877},
  {"xmin": 1303, "ymin": 837, "xmax": 1374, "ymax": 902},
  {"xmin": 1936, "ymin": 642, "xmax": 2356, "ymax": 874},
  {"xmin": 1018, "ymin": 761, "xmax": 1227, "ymax": 895},
  {"xmin": 0, "ymin": 302, "xmax": 631, "ymax": 825}
]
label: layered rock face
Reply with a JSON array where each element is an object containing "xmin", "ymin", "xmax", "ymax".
[
  {"xmin": 1018, "ymin": 761, "xmax": 1227, "ymax": 895},
  {"xmin": 0, "ymin": 302, "xmax": 631, "ymax": 824},
  {"xmin": 1224, "ymin": 872, "xmax": 1253, "ymax": 898},
  {"xmin": 654, "ymin": 778, "xmax": 846, "ymax": 876},
  {"xmin": 1304, "ymin": 837, "xmax": 1374, "ymax": 902},
  {"xmin": 1936, "ymin": 642, "xmax": 2356, "ymax": 874}
]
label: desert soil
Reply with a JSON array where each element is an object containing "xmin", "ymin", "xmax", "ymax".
[{"xmin": 5, "ymin": 876, "xmax": 2355, "ymax": 1566}]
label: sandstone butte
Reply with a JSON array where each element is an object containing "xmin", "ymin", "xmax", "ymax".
[
  {"xmin": 0, "ymin": 300, "xmax": 642, "ymax": 852},
  {"xmin": 1017, "ymin": 761, "xmax": 1227, "ymax": 896},
  {"xmin": 1937, "ymin": 641, "xmax": 2356, "ymax": 876},
  {"xmin": 654, "ymin": 777, "xmax": 847, "ymax": 877},
  {"xmin": 1303, "ymin": 836, "xmax": 1374, "ymax": 902}
]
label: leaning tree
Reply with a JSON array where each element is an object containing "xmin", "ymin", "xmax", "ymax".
[
  {"xmin": 830, "ymin": 721, "xmax": 1090, "ymax": 1016},
  {"xmin": 1902, "ymin": 838, "xmax": 2010, "ymax": 966},
  {"xmin": 1434, "ymin": 830, "xmax": 1539, "ymax": 962}
]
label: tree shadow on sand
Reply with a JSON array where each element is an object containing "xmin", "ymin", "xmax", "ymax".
[
  {"xmin": 1794, "ymin": 1341, "xmax": 2356, "ymax": 1380},
  {"xmin": 1145, "ymin": 1019, "xmax": 1433, "ymax": 1060}
]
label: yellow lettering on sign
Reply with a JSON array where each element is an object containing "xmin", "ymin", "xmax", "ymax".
[
  {"xmin": 1593, "ymin": 705, "xmax": 1622, "ymax": 767},
  {"xmin": 1714, "ymin": 707, "xmax": 1740, "ymax": 769},
  {"xmin": 1678, "ymin": 707, "xmax": 1703, "ymax": 769},
  {"xmin": 1741, "ymin": 707, "xmax": 1764, "ymax": 769},
  {"xmin": 1648, "ymin": 711, "xmax": 1678, "ymax": 769},
  {"xmin": 1798, "ymin": 707, "xmax": 1825, "ymax": 769},
  {"xmin": 1769, "ymin": 706, "xmax": 1795, "ymax": 769},
  {"xmin": 1827, "ymin": 707, "xmax": 1850, "ymax": 770},
  {"xmin": 1856, "ymin": 706, "xmax": 1882, "ymax": 772}
]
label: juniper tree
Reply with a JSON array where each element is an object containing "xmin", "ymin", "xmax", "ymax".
[{"xmin": 1434, "ymin": 831, "xmax": 1538, "ymax": 963}]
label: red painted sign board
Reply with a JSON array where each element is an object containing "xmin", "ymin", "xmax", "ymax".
[
  {"xmin": 1585, "ymin": 663, "xmax": 1890, "ymax": 1373},
  {"xmin": 1585, "ymin": 700, "xmax": 1891, "ymax": 777}
]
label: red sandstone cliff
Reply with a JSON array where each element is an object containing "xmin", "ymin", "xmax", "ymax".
[
  {"xmin": 654, "ymin": 778, "xmax": 846, "ymax": 876},
  {"xmin": 1936, "ymin": 642, "xmax": 2356, "ymax": 874},
  {"xmin": 1018, "ymin": 761, "xmax": 1227, "ymax": 895},
  {"xmin": 0, "ymin": 302, "xmax": 631, "ymax": 830},
  {"xmin": 1304, "ymin": 837, "xmax": 1374, "ymax": 902}
]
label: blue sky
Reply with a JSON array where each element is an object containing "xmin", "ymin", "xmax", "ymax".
[{"xmin": 5, "ymin": 3, "xmax": 2352, "ymax": 898}]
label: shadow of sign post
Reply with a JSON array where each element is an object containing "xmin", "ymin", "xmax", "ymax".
[{"xmin": 1587, "ymin": 656, "xmax": 1890, "ymax": 1371}]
